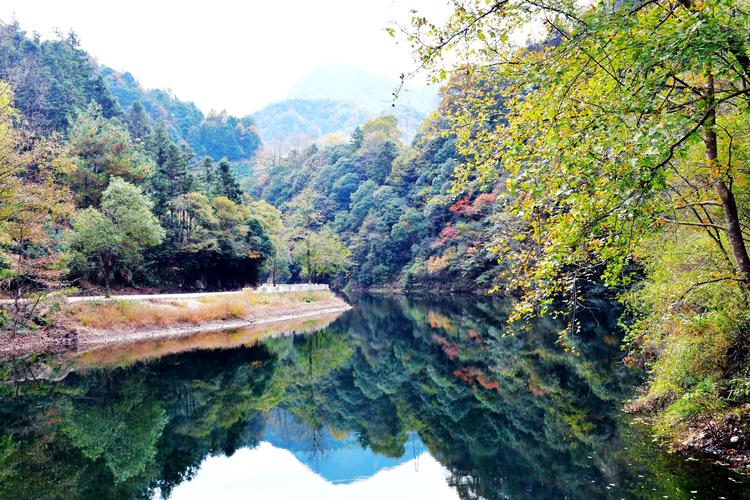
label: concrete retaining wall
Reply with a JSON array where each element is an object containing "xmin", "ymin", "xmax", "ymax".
[{"xmin": 251, "ymin": 284, "xmax": 330, "ymax": 294}]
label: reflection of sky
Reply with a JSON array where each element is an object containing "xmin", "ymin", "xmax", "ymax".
[
  {"xmin": 262, "ymin": 412, "xmax": 428, "ymax": 484},
  {"xmin": 162, "ymin": 442, "xmax": 459, "ymax": 500}
]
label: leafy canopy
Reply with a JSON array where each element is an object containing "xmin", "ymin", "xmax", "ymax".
[{"xmin": 402, "ymin": 0, "xmax": 750, "ymax": 323}]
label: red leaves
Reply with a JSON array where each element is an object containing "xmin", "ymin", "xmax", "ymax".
[
  {"xmin": 449, "ymin": 196, "xmax": 473, "ymax": 216},
  {"xmin": 449, "ymin": 192, "xmax": 496, "ymax": 217},
  {"xmin": 453, "ymin": 367, "xmax": 501, "ymax": 391}
]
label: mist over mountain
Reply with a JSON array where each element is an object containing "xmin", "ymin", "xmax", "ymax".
[
  {"xmin": 252, "ymin": 98, "xmax": 425, "ymax": 151},
  {"xmin": 252, "ymin": 98, "xmax": 371, "ymax": 150},
  {"xmin": 286, "ymin": 64, "xmax": 438, "ymax": 115}
]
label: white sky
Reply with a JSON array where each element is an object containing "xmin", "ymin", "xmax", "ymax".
[{"xmin": 0, "ymin": 0, "xmax": 449, "ymax": 115}]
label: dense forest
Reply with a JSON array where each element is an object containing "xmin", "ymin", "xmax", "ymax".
[
  {"xmin": 2, "ymin": 0, "xmax": 750, "ymax": 464},
  {"xmin": 246, "ymin": 96, "xmax": 501, "ymax": 292},
  {"xmin": 0, "ymin": 20, "xmax": 352, "ymax": 303},
  {"xmin": 101, "ymin": 67, "xmax": 262, "ymax": 161}
]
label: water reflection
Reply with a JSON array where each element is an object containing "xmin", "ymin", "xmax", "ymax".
[{"xmin": 0, "ymin": 295, "xmax": 748, "ymax": 499}]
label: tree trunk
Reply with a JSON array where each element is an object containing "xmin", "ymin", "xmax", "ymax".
[
  {"xmin": 705, "ymin": 71, "xmax": 750, "ymax": 283},
  {"xmin": 306, "ymin": 237, "xmax": 312, "ymax": 284},
  {"xmin": 104, "ymin": 266, "xmax": 111, "ymax": 298},
  {"xmin": 272, "ymin": 255, "xmax": 277, "ymax": 286},
  {"xmin": 714, "ymin": 179, "xmax": 750, "ymax": 282}
]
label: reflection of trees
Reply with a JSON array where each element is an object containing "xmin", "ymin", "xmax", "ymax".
[
  {"xmin": 0, "ymin": 344, "xmax": 279, "ymax": 498},
  {"xmin": 266, "ymin": 330, "xmax": 354, "ymax": 465},
  {"xmin": 1, "ymin": 297, "xmax": 747, "ymax": 499},
  {"xmin": 268, "ymin": 295, "xmax": 640, "ymax": 499},
  {"xmin": 62, "ymin": 373, "xmax": 168, "ymax": 484}
]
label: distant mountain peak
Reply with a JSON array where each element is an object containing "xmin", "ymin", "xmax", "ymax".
[{"xmin": 287, "ymin": 64, "xmax": 437, "ymax": 115}]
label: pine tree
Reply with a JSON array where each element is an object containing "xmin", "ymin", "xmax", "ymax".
[
  {"xmin": 215, "ymin": 159, "xmax": 242, "ymax": 203},
  {"xmin": 126, "ymin": 101, "xmax": 152, "ymax": 142},
  {"xmin": 351, "ymin": 126, "xmax": 364, "ymax": 149},
  {"xmin": 200, "ymin": 157, "xmax": 215, "ymax": 198},
  {"xmin": 151, "ymin": 136, "xmax": 193, "ymax": 217},
  {"xmin": 66, "ymin": 103, "xmax": 151, "ymax": 208}
]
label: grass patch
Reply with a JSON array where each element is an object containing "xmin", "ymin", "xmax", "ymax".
[
  {"xmin": 65, "ymin": 290, "xmax": 333, "ymax": 330},
  {"xmin": 624, "ymin": 229, "xmax": 750, "ymax": 446},
  {"xmin": 653, "ymin": 378, "xmax": 727, "ymax": 439},
  {"xmin": 647, "ymin": 313, "xmax": 732, "ymax": 401}
]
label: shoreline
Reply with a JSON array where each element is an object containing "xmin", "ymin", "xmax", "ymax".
[
  {"xmin": 626, "ymin": 398, "xmax": 750, "ymax": 473},
  {"xmin": 0, "ymin": 291, "xmax": 352, "ymax": 358},
  {"xmin": 78, "ymin": 304, "xmax": 352, "ymax": 347}
]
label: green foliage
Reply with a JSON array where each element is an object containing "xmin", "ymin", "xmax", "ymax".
[
  {"xmin": 62, "ymin": 384, "xmax": 168, "ymax": 484},
  {"xmin": 102, "ymin": 68, "xmax": 261, "ymax": 161},
  {"xmin": 0, "ymin": 21, "xmax": 265, "ymax": 300},
  {"xmin": 284, "ymin": 189, "xmax": 350, "ymax": 283},
  {"xmin": 249, "ymin": 200, "xmax": 292, "ymax": 284},
  {"xmin": 399, "ymin": 0, "xmax": 750, "ymax": 445},
  {"xmin": 148, "ymin": 123, "xmax": 195, "ymax": 216},
  {"xmin": 405, "ymin": 0, "xmax": 750, "ymax": 314},
  {"xmin": 623, "ymin": 228, "xmax": 750, "ymax": 439},
  {"xmin": 214, "ymin": 159, "xmax": 242, "ymax": 203},
  {"xmin": 0, "ymin": 21, "xmax": 120, "ymax": 133},
  {"xmin": 654, "ymin": 379, "xmax": 726, "ymax": 440},
  {"xmin": 66, "ymin": 178, "xmax": 164, "ymax": 293},
  {"xmin": 247, "ymin": 99, "xmax": 501, "ymax": 290},
  {"xmin": 66, "ymin": 103, "xmax": 152, "ymax": 208},
  {"xmin": 728, "ymin": 376, "xmax": 750, "ymax": 403},
  {"xmin": 294, "ymin": 227, "xmax": 350, "ymax": 282}
]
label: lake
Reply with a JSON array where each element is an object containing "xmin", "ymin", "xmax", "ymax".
[{"xmin": 0, "ymin": 295, "xmax": 747, "ymax": 499}]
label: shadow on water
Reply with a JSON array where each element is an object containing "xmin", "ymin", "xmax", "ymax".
[{"xmin": 0, "ymin": 294, "xmax": 747, "ymax": 499}]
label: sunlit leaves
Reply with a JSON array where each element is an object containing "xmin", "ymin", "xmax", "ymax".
[{"xmin": 406, "ymin": 0, "xmax": 750, "ymax": 330}]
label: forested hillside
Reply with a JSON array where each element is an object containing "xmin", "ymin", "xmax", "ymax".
[
  {"xmin": 0, "ymin": 22, "xmax": 276, "ymax": 300},
  {"xmin": 0, "ymin": 21, "xmax": 119, "ymax": 133},
  {"xmin": 247, "ymin": 85, "xmax": 501, "ymax": 292},
  {"xmin": 102, "ymin": 67, "xmax": 261, "ymax": 161},
  {"xmin": 252, "ymin": 98, "xmax": 426, "ymax": 153},
  {"xmin": 0, "ymin": 21, "xmax": 262, "ymax": 163}
]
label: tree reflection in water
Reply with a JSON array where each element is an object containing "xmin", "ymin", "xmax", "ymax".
[{"xmin": 0, "ymin": 295, "xmax": 747, "ymax": 499}]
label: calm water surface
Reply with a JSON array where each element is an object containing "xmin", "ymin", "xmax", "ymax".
[{"xmin": 1, "ymin": 295, "xmax": 748, "ymax": 499}]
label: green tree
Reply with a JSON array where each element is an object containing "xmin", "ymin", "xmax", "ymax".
[
  {"xmin": 286, "ymin": 189, "xmax": 324, "ymax": 282},
  {"xmin": 404, "ymin": 0, "xmax": 750, "ymax": 319},
  {"xmin": 125, "ymin": 101, "xmax": 152, "ymax": 142},
  {"xmin": 357, "ymin": 115, "xmax": 402, "ymax": 183},
  {"xmin": 67, "ymin": 178, "xmax": 164, "ymax": 295},
  {"xmin": 169, "ymin": 191, "xmax": 218, "ymax": 249},
  {"xmin": 200, "ymin": 157, "xmax": 215, "ymax": 197},
  {"xmin": 151, "ymin": 135, "xmax": 194, "ymax": 218},
  {"xmin": 215, "ymin": 159, "xmax": 242, "ymax": 203},
  {"xmin": 249, "ymin": 200, "xmax": 291, "ymax": 285},
  {"xmin": 294, "ymin": 227, "xmax": 350, "ymax": 283},
  {"xmin": 66, "ymin": 103, "xmax": 152, "ymax": 208}
]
